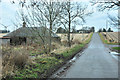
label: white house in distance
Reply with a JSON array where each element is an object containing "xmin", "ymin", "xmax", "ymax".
[{"xmin": 77, "ymin": 26, "xmax": 95, "ymax": 33}]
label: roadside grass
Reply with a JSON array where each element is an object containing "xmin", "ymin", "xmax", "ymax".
[
  {"xmin": 99, "ymin": 32, "xmax": 108, "ymax": 44},
  {"xmin": 107, "ymin": 43, "xmax": 120, "ymax": 45},
  {"xmin": 83, "ymin": 32, "xmax": 93, "ymax": 44},
  {"xmin": 2, "ymin": 32, "xmax": 93, "ymax": 79},
  {"xmin": 60, "ymin": 44, "xmax": 84, "ymax": 60},
  {"xmin": 111, "ymin": 47, "xmax": 120, "ymax": 53},
  {"xmin": 13, "ymin": 44, "xmax": 85, "ymax": 78},
  {"xmin": 98, "ymin": 33, "xmax": 119, "ymax": 45},
  {"xmin": 112, "ymin": 47, "xmax": 120, "ymax": 50},
  {"xmin": 14, "ymin": 57, "xmax": 63, "ymax": 78}
]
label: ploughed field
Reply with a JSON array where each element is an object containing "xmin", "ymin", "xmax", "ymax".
[{"xmin": 100, "ymin": 32, "xmax": 119, "ymax": 43}]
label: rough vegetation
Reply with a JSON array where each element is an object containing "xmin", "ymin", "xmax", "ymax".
[{"xmin": 1, "ymin": 33, "xmax": 93, "ymax": 79}]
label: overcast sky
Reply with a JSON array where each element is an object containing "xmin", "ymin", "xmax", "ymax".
[{"xmin": 0, "ymin": 0, "xmax": 118, "ymax": 32}]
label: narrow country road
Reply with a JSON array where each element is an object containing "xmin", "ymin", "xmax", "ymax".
[{"xmin": 61, "ymin": 33, "xmax": 118, "ymax": 78}]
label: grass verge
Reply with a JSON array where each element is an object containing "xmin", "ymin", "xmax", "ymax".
[
  {"xmin": 13, "ymin": 44, "xmax": 85, "ymax": 79},
  {"xmin": 111, "ymin": 47, "xmax": 120, "ymax": 53},
  {"xmin": 112, "ymin": 47, "xmax": 120, "ymax": 50},
  {"xmin": 84, "ymin": 32, "xmax": 93, "ymax": 44},
  {"xmin": 99, "ymin": 32, "xmax": 108, "ymax": 44}
]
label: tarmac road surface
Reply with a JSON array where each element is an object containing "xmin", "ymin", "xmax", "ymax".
[{"xmin": 61, "ymin": 33, "xmax": 118, "ymax": 78}]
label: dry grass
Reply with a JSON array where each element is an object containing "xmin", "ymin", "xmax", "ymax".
[
  {"xmin": 52, "ymin": 33, "xmax": 91, "ymax": 54},
  {"xmin": 51, "ymin": 43, "xmax": 78, "ymax": 54},
  {"xmin": 1, "ymin": 43, "xmax": 58, "ymax": 78},
  {"xmin": 2, "ymin": 46, "xmax": 30, "ymax": 78},
  {"xmin": 51, "ymin": 46, "xmax": 70, "ymax": 54},
  {"xmin": 57, "ymin": 33, "xmax": 90, "ymax": 43},
  {"xmin": 51, "ymin": 42, "xmax": 61, "ymax": 50}
]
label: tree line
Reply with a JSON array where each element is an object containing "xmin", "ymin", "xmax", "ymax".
[{"xmin": 98, "ymin": 28, "xmax": 113, "ymax": 32}]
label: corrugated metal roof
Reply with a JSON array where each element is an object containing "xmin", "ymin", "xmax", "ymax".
[{"xmin": 4, "ymin": 27, "xmax": 59, "ymax": 38}]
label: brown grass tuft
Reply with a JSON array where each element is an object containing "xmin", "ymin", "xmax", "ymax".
[{"xmin": 2, "ymin": 46, "xmax": 29, "ymax": 78}]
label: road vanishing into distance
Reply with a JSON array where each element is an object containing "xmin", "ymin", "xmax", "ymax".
[{"xmin": 60, "ymin": 33, "xmax": 118, "ymax": 78}]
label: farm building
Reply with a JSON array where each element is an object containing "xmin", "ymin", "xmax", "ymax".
[
  {"xmin": 56, "ymin": 27, "xmax": 67, "ymax": 33},
  {"xmin": 3, "ymin": 27, "xmax": 60, "ymax": 45},
  {"xmin": 77, "ymin": 27, "xmax": 95, "ymax": 33}
]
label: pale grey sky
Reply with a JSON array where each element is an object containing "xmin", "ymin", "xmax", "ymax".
[{"xmin": 0, "ymin": 0, "xmax": 118, "ymax": 32}]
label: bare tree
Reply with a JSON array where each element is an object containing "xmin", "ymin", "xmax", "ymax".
[
  {"xmin": 32, "ymin": 0, "xmax": 64, "ymax": 52},
  {"xmin": 11, "ymin": 0, "xmax": 63, "ymax": 52},
  {"xmin": 91, "ymin": 0, "xmax": 120, "ymax": 11},
  {"xmin": 0, "ymin": 23, "xmax": 9, "ymax": 31},
  {"xmin": 59, "ymin": 0, "xmax": 93, "ymax": 47},
  {"xmin": 108, "ymin": 14, "xmax": 120, "ymax": 28},
  {"xmin": 11, "ymin": 6, "xmax": 51, "ymax": 53},
  {"xmin": 90, "ymin": 0, "xmax": 120, "ymax": 28}
]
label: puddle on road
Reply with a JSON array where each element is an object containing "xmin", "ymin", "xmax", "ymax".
[
  {"xmin": 110, "ymin": 52, "xmax": 119, "ymax": 61},
  {"xmin": 111, "ymin": 52, "xmax": 119, "ymax": 55},
  {"xmin": 51, "ymin": 52, "xmax": 84, "ymax": 78}
]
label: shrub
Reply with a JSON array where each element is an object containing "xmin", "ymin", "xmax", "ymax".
[
  {"xmin": 13, "ymin": 49, "xmax": 29, "ymax": 68},
  {"xmin": 2, "ymin": 46, "xmax": 29, "ymax": 78}
]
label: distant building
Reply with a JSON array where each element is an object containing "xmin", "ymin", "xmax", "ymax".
[
  {"xmin": 77, "ymin": 26, "xmax": 95, "ymax": 33},
  {"xmin": 56, "ymin": 27, "xmax": 67, "ymax": 33},
  {"xmin": 3, "ymin": 27, "xmax": 60, "ymax": 45}
]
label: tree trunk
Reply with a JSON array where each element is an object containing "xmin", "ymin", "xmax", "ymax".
[
  {"xmin": 68, "ymin": 1, "xmax": 71, "ymax": 47},
  {"xmin": 49, "ymin": 22, "xmax": 52, "ymax": 52},
  {"xmin": 68, "ymin": 14, "xmax": 71, "ymax": 47}
]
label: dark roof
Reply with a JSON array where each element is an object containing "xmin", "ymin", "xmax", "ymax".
[
  {"xmin": 56, "ymin": 27, "xmax": 67, "ymax": 33},
  {"xmin": 4, "ymin": 27, "xmax": 59, "ymax": 38}
]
